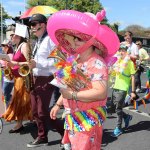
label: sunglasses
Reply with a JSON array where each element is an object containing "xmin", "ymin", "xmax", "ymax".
[
  {"xmin": 136, "ymin": 43, "xmax": 140, "ymax": 45},
  {"xmin": 1, "ymin": 45, "xmax": 7, "ymax": 47},
  {"xmin": 10, "ymin": 34, "xmax": 14, "ymax": 37},
  {"xmin": 30, "ymin": 22, "xmax": 40, "ymax": 27}
]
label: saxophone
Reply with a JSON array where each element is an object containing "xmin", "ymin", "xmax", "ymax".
[
  {"xmin": 4, "ymin": 67, "xmax": 14, "ymax": 80},
  {"xmin": 18, "ymin": 40, "xmax": 33, "ymax": 92}
]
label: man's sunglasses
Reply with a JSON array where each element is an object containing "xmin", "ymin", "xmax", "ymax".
[
  {"xmin": 10, "ymin": 34, "xmax": 14, "ymax": 37},
  {"xmin": 30, "ymin": 22, "xmax": 39, "ymax": 27}
]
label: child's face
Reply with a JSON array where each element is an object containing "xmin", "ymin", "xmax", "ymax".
[
  {"xmin": 64, "ymin": 34, "xmax": 75, "ymax": 49},
  {"xmin": 64, "ymin": 34, "xmax": 86, "ymax": 53},
  {"xmin": 1, "ymin": 45, "xmax": 8, "ymax": 53},
  {"xmin": 119, "ymin": 49, "xmax": 127, "ymax": 58}
]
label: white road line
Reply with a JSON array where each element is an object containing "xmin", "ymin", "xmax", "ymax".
[{"xmin": 124, "ymin": 107, "xmax": 150, "ymax": 118}]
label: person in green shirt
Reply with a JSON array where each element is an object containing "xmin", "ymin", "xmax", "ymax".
[{"xmin": 111, "ymin": 44, "xmax": 137, "ymax": 137}]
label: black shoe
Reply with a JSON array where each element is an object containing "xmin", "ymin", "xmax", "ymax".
[
  {"xmin": 27, "ymin": 138, "xmax": 48, "ymax": 148},
  {"xmin": 9, "ymin": 126, "xmax": 24, "ymax": 133}
]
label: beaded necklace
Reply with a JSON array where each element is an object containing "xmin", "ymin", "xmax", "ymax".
[{"xmin": 113, "ymin": 54, "xmax": 130, "ymax": 77}]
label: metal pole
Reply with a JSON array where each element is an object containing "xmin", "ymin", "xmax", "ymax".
[
  {"xmin": 1, "ymin": 0, "xmax": 3, "ymax": 43},
  {"xmin": 24, "ymin": 0, "xmax": 26, "ymax": 12},
  {"xmin": 65, "ymin": 0, "xmax": 68, "ymax": 9}
]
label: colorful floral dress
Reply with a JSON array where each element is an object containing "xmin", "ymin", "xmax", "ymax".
[{"xmin": 62, "ymin": 52, "xmax": 108, "ymax": 150}]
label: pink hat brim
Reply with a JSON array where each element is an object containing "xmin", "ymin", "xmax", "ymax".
[{"xmin": 47, "ymin": 10, "xmax": 120, "ymax": 58}]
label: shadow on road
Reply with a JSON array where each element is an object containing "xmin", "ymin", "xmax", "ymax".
[
  {"xmin": 19, "ymin": 118, "xmax": 64, "ymax": 141},
  {"xmin": 48, "ymin": 139, "xmax": 61, "ymax": 146},
  {"xmin": 20, "ymin": 122, "xmax": 38, "ymax": 139},
  {"xmin": 101, "ymin": 128, "xmax": 117, "ymax": 147},
  {"xmin": 124, "ymin": 121, "xmax": 150, "ymax": 134}
]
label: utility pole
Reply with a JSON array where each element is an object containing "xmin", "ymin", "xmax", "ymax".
[
  {"xmin": 1, "ymin": 0, "xmax": 3, "ymax": 43},
  {"xmin": 65, "ymin": 0, "xmax": 68, "ymax": 9}
]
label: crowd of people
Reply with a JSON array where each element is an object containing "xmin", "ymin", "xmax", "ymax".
[{"xmin": 0, "ymin": 8, "xmax": 149, "ymax": 150}]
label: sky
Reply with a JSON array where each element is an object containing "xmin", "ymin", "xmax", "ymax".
[
  {"xmin": 2, "ymin": 0, "xmax": 150, "ymax": 30},
  {"xmin": 100, "ymin": 0, "xmax": 150, "ymax": 30}
]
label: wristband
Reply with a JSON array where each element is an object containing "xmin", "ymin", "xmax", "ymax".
[
  {"xmin": 72, "ymin": 91, "xmax": 78, "ymax": 101},
  {"xmin": 131, "ymin": 91, "xmax": 135, "ymax": 93},
  {"xmin": 55, "ymin": 103, "xmax": 61, "ymax": 108}
]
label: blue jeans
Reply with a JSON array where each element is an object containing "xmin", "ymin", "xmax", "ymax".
[{"xmin": 3, "ymin": 81, "xmax": 14, "ymax": 108}]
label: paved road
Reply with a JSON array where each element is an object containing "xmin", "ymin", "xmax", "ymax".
[{"xmin": 0, "ymin": 72, "xmax": 150, "ymax": 150}]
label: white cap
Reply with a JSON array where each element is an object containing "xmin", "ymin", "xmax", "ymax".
[{"xmin": 1, "ymin": 39, "xmax": 10, "ymax": 45}]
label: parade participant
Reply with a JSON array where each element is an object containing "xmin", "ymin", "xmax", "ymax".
[
  {"xmin": 49, "ymin": 10, "xmax": 120, "ymax": 150},
  {"xmin": 2, "ymin": 23, "xmax": 32, "ymax": 133},
  {"xmin": 27, "ymin": 14, "xmax": 64, "ymax": 148},
  {"xmin": 110, "ymin": 44, "xmax": 136, "ymax": 137},
  {"xmin": 122, "ymin": 31, "xmax": 139, "ymax": 94},
  {"xmin": 0, "ymin": 39, "xmax": 14, "ymax": 108},
  {"xmin": 135, "ymin": 41, "xmax": 149, "ymax": 92},
  {"xmin": 123, "ymin": 31, "xmax": 139, "ymax": 61}
]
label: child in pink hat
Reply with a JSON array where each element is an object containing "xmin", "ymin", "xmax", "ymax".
[{"xmin": 48, "ymin": 10, "xmax": 120, "ymax": 150}]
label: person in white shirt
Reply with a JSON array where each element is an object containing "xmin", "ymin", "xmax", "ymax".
[
  {"xmin": 122, "ymin": 31, "xmax": 139, "ymax": 93},
  {"xmin": 123, "ymin": 31, "xmax": 139, "ymax": 61},
  {"xmin": 27, "ymin": 13, "xmax": 64, "ymax": 148},
  {"xmin": 135, "ymin": 41, "xmax": 149, "ymax": 92}
]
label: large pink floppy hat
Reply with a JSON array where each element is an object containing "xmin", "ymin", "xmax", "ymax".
[{"xmin": 47, "ymin": 10, "xmax": 120, "ymax": 58}]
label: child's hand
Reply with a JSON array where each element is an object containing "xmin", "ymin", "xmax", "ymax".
[
  {"xmin": 131, "ymin": 92, "xmax": 137, "ymax": 100},
  {"xmin": 50, "ymin": 105, "xmax": 60, "ymax": 120}
]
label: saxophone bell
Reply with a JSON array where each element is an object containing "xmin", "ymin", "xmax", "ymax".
[
  {"xmin": 4, "ymin": 67, "xmax": 14, "ymax": 80},
  {"xmin": 18, "ymin": 64, "xmax": 30, "ymax": 76},
  {"xmin": 48, "ymin": 46, "xmax": 67, "ymax": 61}
]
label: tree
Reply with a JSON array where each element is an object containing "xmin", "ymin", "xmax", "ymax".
[
  {"xmin": 0, "ymin": 4, "xmax": 12, "ymax": 33},
  {"xmin": 27, "ymin": 0, "xmax": 108, "ymax": 24},
  {"xmin": 27, "ymin": 0, "xmax": 104, "ymax": 15},
  {"xmin": 119, "ymin": 25, "xmax": 150, "ymax": 38}
]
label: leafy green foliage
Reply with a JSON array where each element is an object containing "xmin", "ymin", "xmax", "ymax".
[
  {"xmin": 27, "ymin": 0, "xmax": 109, "ymax": 25},
  {"xmin": 27, "ymin": 0, "xmax": 103, "ymax": 15}
]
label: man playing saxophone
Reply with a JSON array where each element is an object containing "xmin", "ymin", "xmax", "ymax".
[{"xmin": 26, "ymin": 13, "xmax": 64, "ymax": 148}]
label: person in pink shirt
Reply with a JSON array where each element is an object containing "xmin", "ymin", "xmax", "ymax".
[
  {"xmin": 0, "ymin": 39, "xmax": 14, "ymax": 108},
  {"xmin": 48, "ymin": 10, "xmax": 120, "ymax": 150}
]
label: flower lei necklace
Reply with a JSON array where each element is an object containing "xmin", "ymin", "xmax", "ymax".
[{"xmin": 113, "ymin": 54, "xmax": 130, "ymax": 77}]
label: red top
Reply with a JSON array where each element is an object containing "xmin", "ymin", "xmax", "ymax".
[{"xmin": 12, "ymin": 46, "xmax": 26, "ymax": 77}]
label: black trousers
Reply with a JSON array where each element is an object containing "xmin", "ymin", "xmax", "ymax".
[{"xmin": 135, "ymin": 69, "xmax": 142, "ymax": 90}]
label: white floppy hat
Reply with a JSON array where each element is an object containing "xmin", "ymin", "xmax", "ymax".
[{"xmin": 14, "ymin": 23, "xmax": 29, "ymax": 39}]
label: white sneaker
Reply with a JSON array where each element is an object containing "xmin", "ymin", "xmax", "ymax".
[
  {"xmin": 136, "ymin": 88, "xmax": 140, "ymax": 93},
  {"xmin": 63, "ymin": 143, "xmax": 71, "ymax": 150}
]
